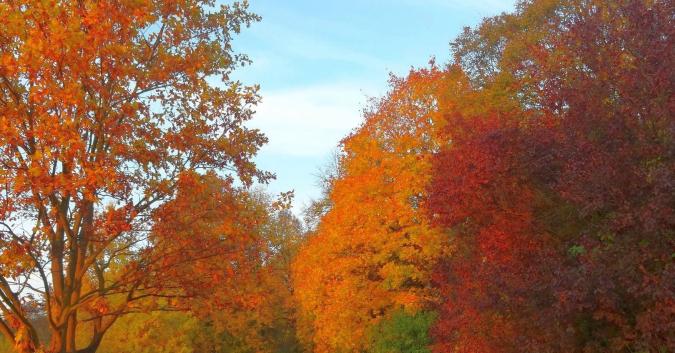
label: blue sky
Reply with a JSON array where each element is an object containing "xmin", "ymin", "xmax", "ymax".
[{"xmin": 230, "ymin": 0, "xmax": 518, "ymax": 215}]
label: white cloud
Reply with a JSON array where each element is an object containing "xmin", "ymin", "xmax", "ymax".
[{"xmin": 248, "ymin": 82, "xmax": 382, "ymax": 157}]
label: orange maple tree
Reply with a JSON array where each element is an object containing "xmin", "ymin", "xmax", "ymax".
[
  {"xmin": 292, "ymin": 66, "xmax": 470, "ymax": 352},
  {"xmin": 0, "ymin": 1, "xmax": 269, "ymax": 352}
]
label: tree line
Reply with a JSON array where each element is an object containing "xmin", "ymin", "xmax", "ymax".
[{"xmin": 0, "ymin": 0, "xmax": 672, "ymax": 352}]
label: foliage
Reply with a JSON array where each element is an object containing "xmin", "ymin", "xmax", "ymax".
[
  {"xmin": 1, "ymin": 0, "xmax": 672, "ymax": 352},
  {"xmin": 0, "ymin": 0, "xmax": 268, "ymax": 352},
  {"xmin": 88, "ymin": 311, "xmax": 197, "ymax": 353},
  {"xmin": 367, "ymin": 309, "xmax": 436, "ymax": 353},
  {"xmin": 292, "ymin": 66, "xmax": 465, "ymax": 352},
  {"xmin": 295, "ymin": 1, "xmax": 673, "ymax": 352},
  {"xmin": 83, "ymin": 189, "xmax": 306, "ymax": 353},
  {"xmin": 428, "ymin": 0, "xmax": 674, "ymax": 352}
]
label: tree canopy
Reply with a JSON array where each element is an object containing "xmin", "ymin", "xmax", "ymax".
[
  {"xmin": 0, "ymin": 0, "xmax": 269, "ymax": 352},
  {"xmin": 1, "ymin": 0, "xmax": 673, "ymax": 352}
]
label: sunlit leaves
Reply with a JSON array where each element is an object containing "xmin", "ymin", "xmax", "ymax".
[
  {"xmin": 0, "ymin": 1, "xmax": 268, "ymax": 352},
  {"xmin": 292, "ymin": 66, "xmax": 463, "ymax": 352}
]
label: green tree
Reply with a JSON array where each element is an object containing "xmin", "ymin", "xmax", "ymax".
[{"xmin": 368, "ymin": 309, "xmax": 436, "ymax": 353}]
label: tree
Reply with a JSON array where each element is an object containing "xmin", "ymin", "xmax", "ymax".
[
  {"xmin": 292, "ymin": 66, "xmax": 466, "ymax": 352},
  {"xmin": 429, "ymin": 0, "xmax": 674, "ymax": 351},
  {"xmin": 0, "ymin": 0, "xmax": 269, "ymax": 352},
  {"xmin": 232, "ymin": 189, "xmax": 306, "ymax": 353},
  {"xmin": 85, "ymin": 189, "xmax": 307, "ymax": 353},
  {"xmin": 82, "ymin": 311, "xmax": 198, "ymax": 353},
  {"xmin": 301, "ymin": 149, "xmax": 343, "ymax": 233},
  {"xmin": 428, "ymin": 114, "xmax": 560, "ymax": 353},
  {"xmin": 367, "ymin": 309, "xmax": 435, "ymax": 353},
  {"xmin": 529, "ymin": 0, "xmax": 675, "ymax": 350}
]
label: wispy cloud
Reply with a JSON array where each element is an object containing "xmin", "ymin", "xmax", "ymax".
[
  {"xmin": 234, "ymin": 0, "xmax": 520, "ymax": 217},
  {"xmin": 243, "ymin": 21, "xmax": 389, "ymax": 71},
  {"xmin": 249, "ymin": 82, "xmax": 380, "ymax": 157}
]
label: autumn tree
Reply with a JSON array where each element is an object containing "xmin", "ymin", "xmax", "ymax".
[
  {"xmin": 292, "ymin": 66, "xmax": 472, "ymax": 352},
  {"xmin": 0, "ymin": 1, "xmax": 270, "ymax": 352},
  {"xmin": 429, "ymin": 0, "xmax": 674, "ymax": 351},
  {"xmin": 82, "ymin": 189, "xmax": 306, "ymax": 353},
  {"xmin": 428, "ymin": 113, "xmax": 561, "ymax": 352},
  {"xmin": 220, "ymin": 189, "xmax": 305, "ymax": 353},
  {"xmin": 530, "ymin": 0, "xmax": 674, "ymax": 349}
]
